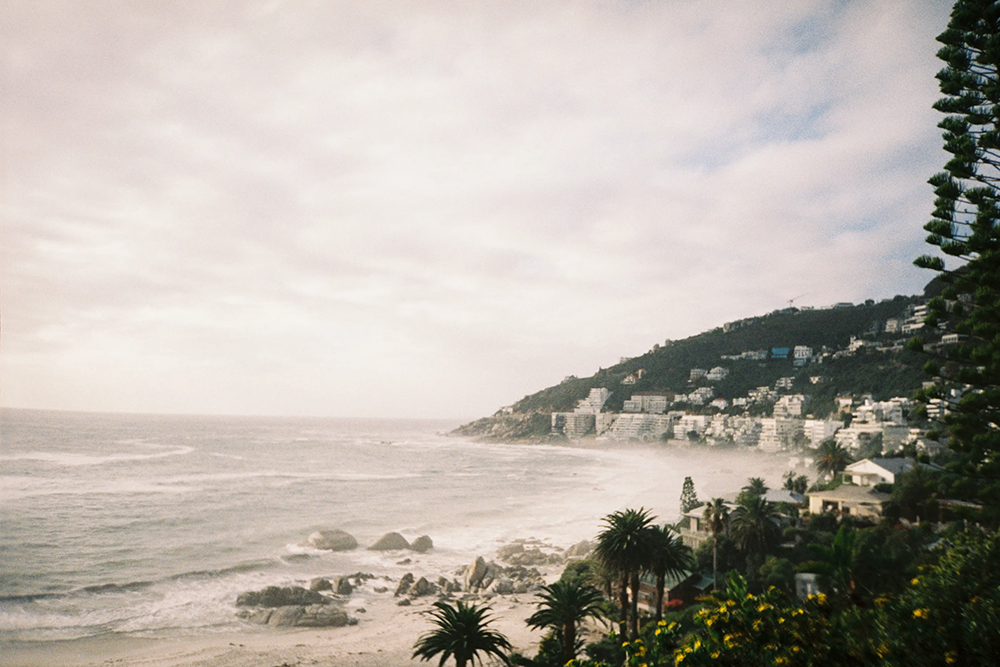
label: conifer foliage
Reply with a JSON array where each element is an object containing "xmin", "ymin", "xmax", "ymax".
[
  {"xmin": 915, "ymin": 0, "xmax": 1000, "ymax": 477},
  {"xmin": 679, "ymin": 476, "xmax": 700, "ymax": 514}
]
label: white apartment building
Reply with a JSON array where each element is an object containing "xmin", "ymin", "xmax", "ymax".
[
  {"xmin": 706, "ymin": 366, "xmax": 730, "ymax": 382},
  {"xmin": 622, "ymin": 393, "xmax": 670, "ymax": 414},
  {"xmin": 793, "ymin": 346, "xmax": 813, "ymax": 366},
  {"xmin": 676, "ymin": 414, "xmax": 711, "ymax": 439},
  {"xmin": 575, "ymin": 388, "xmax": 610, "ymax": 414},
  {"xmin": 774, "ymin": 394, "xmax": 807, "ymax": 418},
  {"xmin": 758, "ymin": 418, "xmax": 804, "ymax": 453},
  {"xmin": 603, "ymin": 413, "xmax": 674, "ymax": 440},
  {"xmin": 775, "ymin": 377, "xmax": 794, "ymax": 390},
  {"xmin": 803, "ymin": 418, "xmax": 844, "ymax": 447}
]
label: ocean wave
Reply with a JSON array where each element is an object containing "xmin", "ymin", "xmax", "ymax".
[{"xmin": 0, "ymin": 445, "xmax": 195, "ymax": 467}]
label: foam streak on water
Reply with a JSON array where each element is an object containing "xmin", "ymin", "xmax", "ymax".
[{"xmin": 0, "ymin": 408, "xmax": 790, "ymax": 641}]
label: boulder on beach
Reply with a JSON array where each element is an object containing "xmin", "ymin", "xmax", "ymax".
[
  {"xmin": 463, "ymin": 556, "xmax": 488, "ymax": 591},
  {"xmin": 395, "ymin": 572, "xmax": 415, "ymax": 597},
  {"xmin": 331, "ymin": 576, "xmax": 354, "ymax": 596},
  {"xmin": 306, "ymin": 529, "xmax": 358, "ymax": 551},
  {"xmin": 309, "ymin": 577, "xmax": 332, "ymax": 592},
  {"xmin": 565, "ymin": 540, "xmax": 594, "ymax": 558},
  {"xmin": 236, "ymin": 586, "xmax": 329, "ymax": 608},
  {"xmin": 410, "ymin": 576, "xmax": 435, "ymax": 597},
  {"xmin": 368, "ymin": 532, "xmax": 411, "ymax": 551},
  {"xmin": 241, "ymin": 604, "xmax": 351, "ymax": 627},
  {"xmin": 410, "ymin": 535, "xmax": 434, "ymax": 553}
]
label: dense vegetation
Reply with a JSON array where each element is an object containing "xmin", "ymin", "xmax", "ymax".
[{"xmin": 505, "ymin": 296, "xmax": 922, "ymax": 418}]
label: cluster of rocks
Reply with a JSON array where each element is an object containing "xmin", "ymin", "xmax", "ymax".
[
  {"xmin": 304, "ymin": 529, "xmax": 433, "ymax": 553},
  {"xmin": 235, "ymin": 586, "xmax": 355, "ymax": 628},
  {"xmin": 237, "ymin": 538, "xmax": 594, "ymax": 625}
]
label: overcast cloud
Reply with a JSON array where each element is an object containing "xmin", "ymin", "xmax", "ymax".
[{"xmin": 1, "ymin": 1, "xmax": 953, "ymax": 419}]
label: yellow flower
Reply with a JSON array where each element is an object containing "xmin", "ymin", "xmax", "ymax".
[
  {"xmin": 775, "ymin": 658, "xmax": 789, "ymax": 666},
  {"xmin": 757, "ymin": 603, "xmax": 772, "ymax": 612},
  {"xmin": 669, "ymin": 622, "xmax": 679, "ymax": 631},
  {"xmin": 778, "ymin": 617, "xmax": 785, "ymax": 624},
  {"xmin": 658, "ymin": 619, "xmax": 668, "ymax": 627},
  {"xmin": 912, "ymin": 608, "xmax": 929, "ymax": 619},
  {"xmin": 726, "ymin": 599, "xmax": 736, "ymax": 607},
  {"xmin": 623, "ymin": 642, "xmax": 630, "ymax": 648},
  {"xmin": 655, "ymin": 629, "xmax": 663, "ymax": 636},
  {"xmin": 711, "ymin": 651, "xmax": 720, "ymax": 659},
  {"xmin": 753, "ymin": 620, "xmax": 763, "ymax": 632},
  {"xmin": 911, "ymin": 577, "xmax": 920, "ymax": 586},
  {"xmin": 674, "ymin": 653, "xmax": 685, "ymax": 665},
  {"xmin": 946, "ymin": 652, "xmax": 957, "ymax": 664}
]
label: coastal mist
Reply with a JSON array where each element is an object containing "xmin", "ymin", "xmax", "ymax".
[{"xmin": 0, "ymin": 408, "xmax": 790, "ymax": 642}]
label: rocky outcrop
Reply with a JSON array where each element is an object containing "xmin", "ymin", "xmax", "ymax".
[
  {"xmin": 331, "ymin": 576, "xmax": 354, "ymax": 595},
  {"xmin": 394, "ymin": 573, "xmax": 415, "ymax": 597},
  {"xmin": 309, "ymin": 577, "xmax": 332, "ymax": 592},
  {"xmin": 368, "ymin": 532, "xmax": 411, "ymax": 551},
  {"xmin": 496, "ymin": 543, "xmax": 563, "ymax": 567},
  {"xmin": 236, "ymin": 585, "xmax": 355, "ymax": 627},
  {"xmin": 410, "ymin": 535, "xmax": 434, "ymax": 553},
  {"xmin": 565, "ymin": 540, "xmax": 594, "ymax": 558},
  {"xmin": 463, "ymin": 556, "xmax": 489, "ymax": 590},
  {"xmin": 240, "ymin": 604, "xmax": 351, "ymax": 627},
  {"xmin": 305, "ymin": 529, "xmax": 358, "ymax": 551},
  {"xmin": 236, "ymin": 586, "xmax": 328, "ymax": 608}
]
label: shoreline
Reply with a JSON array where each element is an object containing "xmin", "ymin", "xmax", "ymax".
[
  {"xmin": 0, "ymin": 585, "xmax": 558, "ymax": 667},
  {"xmin": 0, "ymin": 556, "xmax": 574, "ymax": 667}
]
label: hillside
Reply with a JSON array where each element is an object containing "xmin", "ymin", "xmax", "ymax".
[{"xmin": 455, "ymin": 294, "xmax": 930, "ymax": 440}]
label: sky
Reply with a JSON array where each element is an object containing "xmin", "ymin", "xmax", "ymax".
[{"xmin": 1, "ymin": 0, "xmax": 955, "ymax": 420}]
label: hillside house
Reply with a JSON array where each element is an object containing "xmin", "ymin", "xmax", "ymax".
[
  {"xmin": 807, "ymin": 485, "xmax": 890, "ymax": 518},
  {"xmin": 842, "ymin": 458, "xmax": 918, "ymax": 486}
]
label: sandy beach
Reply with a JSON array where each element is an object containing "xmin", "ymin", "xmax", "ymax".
[
  {"xmin": 1, "ymin": 560, "xmax": 602, "ymax": 667},
  {"xmin": 2, "ymin": 589, "xmax": 564, "ymax": 667}
]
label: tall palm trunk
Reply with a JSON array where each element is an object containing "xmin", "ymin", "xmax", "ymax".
[
  {"xmin": 629, "ymin": 570, "xmax": 640, "ymax": 641},
  {"xmin": 654, "ymin": 571, "xmax": 665, "ymax": 624},
  {"xmin": 712, "ymin": 536, "xmax": 719, "ymax": 591},
  {"xmin": 561, "ymin": 619, "xmax": 576, "ymax": 665},
  {"xmin": 618, "ymin": 572, "xmax": 629, "ymax": 640}
]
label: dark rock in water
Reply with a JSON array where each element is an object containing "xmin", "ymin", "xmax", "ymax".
[
  {"xmin": 309, "ymin": 578, "xmax": 332, "ymax": 592},
  {"xmin": 332, "ymin": 576, "xmax": 354, "ymax": 596},
  {"xmin": 410, "ymin": 576, "xmax": 435, "ymax": 597},
  {"xmin": 236, "ymin": 586, "xmax": 329, "ymax": 608},
  {"xmin": 369, "ymin": 532, "xmax": 410, "ymax": 551},
  {"xmin": 394, "ymin": 572, "xmax": 414, "ymax": 597},
  {"xmin": 373, "ymin": 586, "xmax": 388, "ymax": 594},
  {"xmin": 397, "ymin": 558, "xmax": 412, "ymax": 565},
  {"xmin": 306, "ymin": 529, "xmax": 358, "ymax": 551},
  {"xmin": 410, "ymin": 535, "xmax": 433, "ymax": 553},
  {"xmin": 397, "ymin": 598, "xmax": 411, "ymax": 606}
]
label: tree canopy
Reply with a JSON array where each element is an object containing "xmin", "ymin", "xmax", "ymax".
[{"xmin": 914, "ymin": 0, "xmax": 1000, "ymax": 482}]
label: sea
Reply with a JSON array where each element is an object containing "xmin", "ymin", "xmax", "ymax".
[{"xmin": 0, "ymin": 408, "xmax": 791, "ymax": 644}]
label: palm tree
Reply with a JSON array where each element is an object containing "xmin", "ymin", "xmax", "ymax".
[
  {"xmin": 743, "ymin": 477, "xmax": 768, "ymax": 497},
  {"xmin": 525, "ymin": 580, "xmax": 605, "ymax": 665},
  {"xmin": 702, "ymin": 498, "xmax": 730, "ymax": 591},
  {"xmin": 646, "ymin": 525, "xmax": 693, "ymax": 624},
  {"xmin": 730, "ymin": 492, "xmax": 781, "ymax": 557},
  {"xmin": 594, "ymin": 507, "xmax": 655, "ymax": 642},
  {"xmin": 815, "ymin": 439, "xmax": 852, "ymax": 480},
  {"xmin": 413, "ymin": 601, "xmax": 512, "ymax": 667}
]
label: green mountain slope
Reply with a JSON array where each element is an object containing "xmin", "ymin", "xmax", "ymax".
[{"xmin": 455, "ymin": 295, "xmax": 928, "ymax": 440}]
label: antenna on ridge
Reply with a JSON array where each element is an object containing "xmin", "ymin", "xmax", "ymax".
[{"xmin": 787, "ymin": 293, "xmax": 808, "ymax": 308}]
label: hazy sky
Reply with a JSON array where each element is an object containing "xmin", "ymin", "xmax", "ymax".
[{"xmin": 2, "ymin": 1, "xmax": 953, "ymax": 420}]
